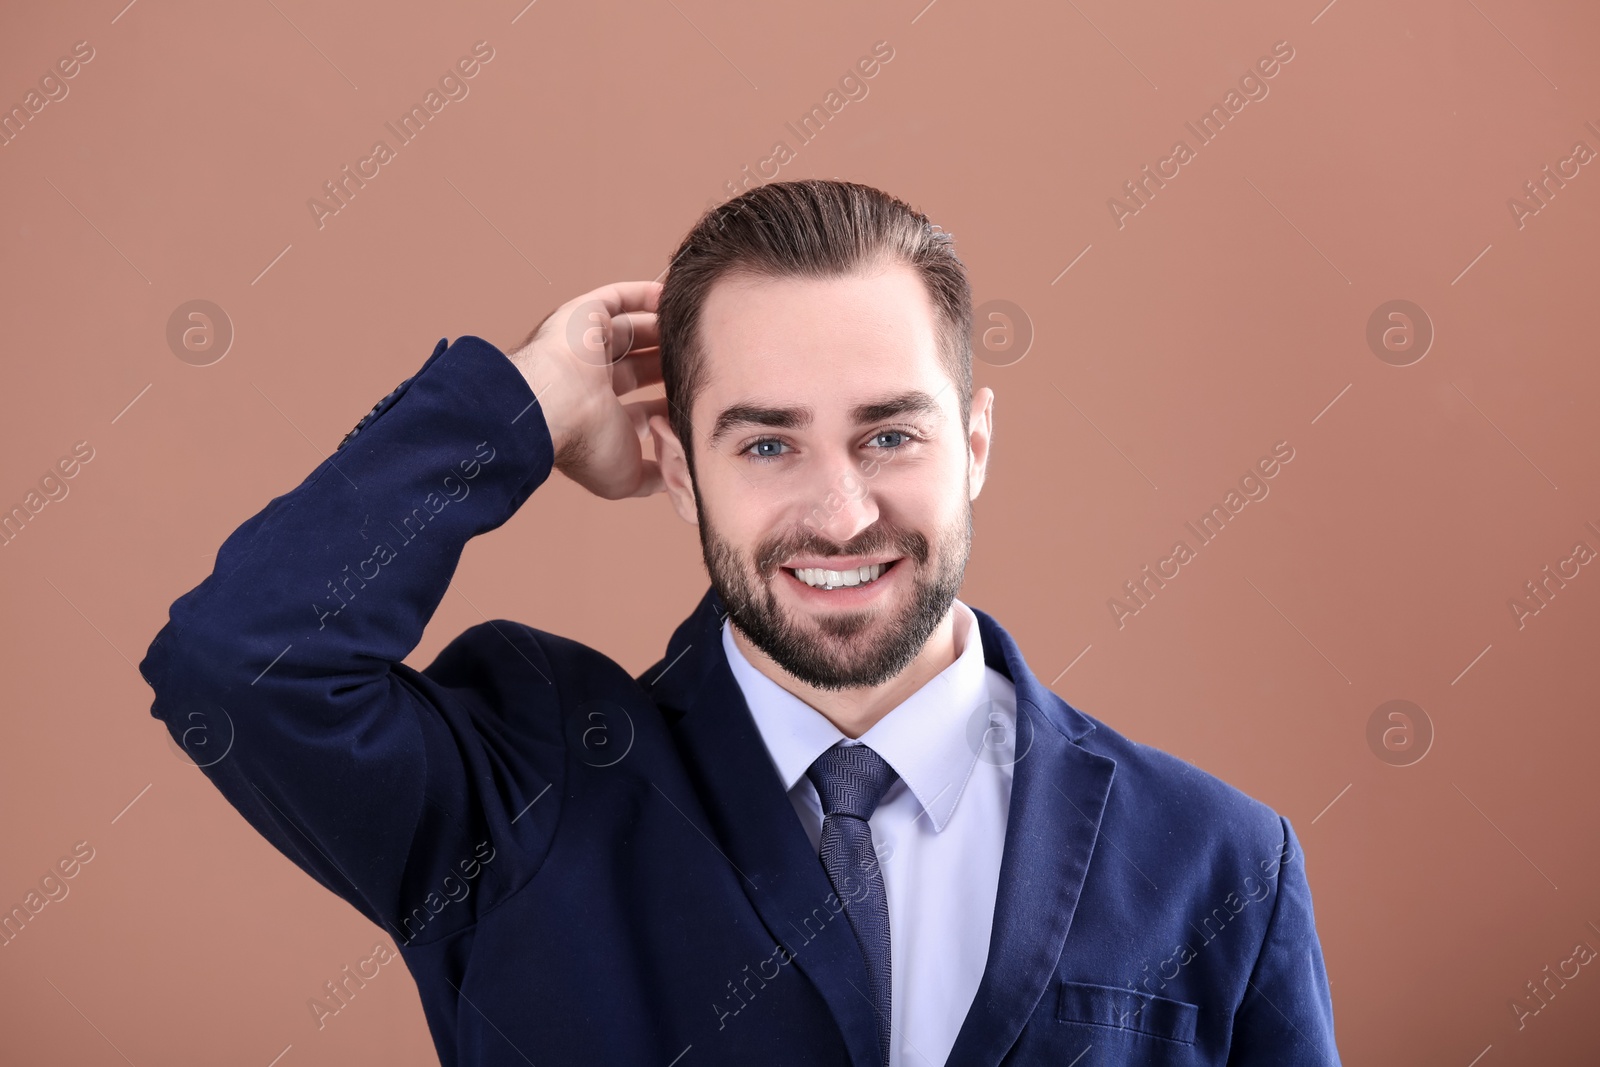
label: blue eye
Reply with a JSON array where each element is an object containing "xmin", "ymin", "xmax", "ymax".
[
  {"xmin": 743, "ymin": 438, "xmax": 789, "ymax": 463},
  {"xmin": 739, "ymin": 429, "xmax": 918, "ymax": 465}
]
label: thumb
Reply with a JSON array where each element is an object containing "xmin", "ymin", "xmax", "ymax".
[{"xmin": 628, "ymin": 459, "xmax": 666, "ymax": 499}]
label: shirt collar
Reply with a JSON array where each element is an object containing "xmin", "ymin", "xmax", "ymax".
[{"xmin": 720, "ymin": 599, "xmax": 995, "ymax": 832}]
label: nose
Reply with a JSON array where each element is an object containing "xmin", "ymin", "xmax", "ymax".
[{"xmin": 803, "ymin": 449, "xmax": 879, "ymax": 545}]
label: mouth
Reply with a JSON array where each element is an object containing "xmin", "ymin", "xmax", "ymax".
[{"xmin": 778, "ymin": 559, "xmax": 901, "ymax": 602}]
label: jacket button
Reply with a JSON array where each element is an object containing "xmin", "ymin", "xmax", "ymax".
[{"xmin": 337, "ymin": 381, "xmax": 408, "ymax": 451}]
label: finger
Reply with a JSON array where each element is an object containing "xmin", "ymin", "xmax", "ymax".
[
  {"xmin": 614, "ymin": 313, "xmax": 660, "ymax": 355},
  {"xmin": 623, "ymin": 395, "xmax": 670, "ymax": 438},
  {"xmin": 607, "ymin": 311, "xmax": 660, "ymax": 362},
  {"xmin": 613, "ymin": 351, "xmax": 662, "ymax": 395},
  {"xmin": 585, "ymin": 280, "xmax": 662, "ymax": 318},
  {"xmin": 627, "ymin": 459, "xmax": 665, "ymax": 498}
]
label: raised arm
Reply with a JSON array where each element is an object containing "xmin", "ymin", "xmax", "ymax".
[{"xmin": 137, "ymin": 282, "xmax": 666, "ymax": 947}]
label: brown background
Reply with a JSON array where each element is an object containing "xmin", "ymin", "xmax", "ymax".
[{"xmin": 2, "ymin": 0, "xmax": 1597, "ymax": 1063}]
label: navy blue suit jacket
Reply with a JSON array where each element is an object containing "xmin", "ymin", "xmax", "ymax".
[{"xmin": 139, "ymin": 336, "xmax": 1340, "ymax": 1066}]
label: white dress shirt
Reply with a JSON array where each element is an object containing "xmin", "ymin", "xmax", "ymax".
[{"xmin": 721, "ymin": 598, "xmax": 1019, "ymax": 1067}]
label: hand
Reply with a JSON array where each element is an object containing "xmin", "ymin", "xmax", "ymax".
[{"xmin": 507, "ymin": 281, "xmax": 668, "ymax": 500}]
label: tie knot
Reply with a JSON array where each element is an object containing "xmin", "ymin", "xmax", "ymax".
[{"xmin": 806, "ymin": 742, "xmax": 899, "ymax": 821}]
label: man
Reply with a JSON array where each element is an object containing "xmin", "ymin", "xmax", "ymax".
[{"xmin": 139, "ymin": 180, "xmax": 1339, "ymax": 1065}]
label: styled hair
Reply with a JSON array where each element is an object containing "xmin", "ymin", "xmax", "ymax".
[{"xmin": 657, "ymin": 179, "xmax": 972, "ymax": 477}]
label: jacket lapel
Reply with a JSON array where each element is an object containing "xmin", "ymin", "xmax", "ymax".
[
  {"xmin": 943, "ymin": 607, "xmax": 1118, "ymax": 1067},
  {"xmin": 645, "ymin": 587, "xmax": 883, "ymax": 1067},
  {"xmin": 644, "ymin": 590, "xmax": 1117, "ymax": 1067}
]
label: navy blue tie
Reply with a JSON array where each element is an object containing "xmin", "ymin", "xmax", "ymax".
[{"xmin": 807, "ymin": 742, "xmax": 899, "ymax": 1067}]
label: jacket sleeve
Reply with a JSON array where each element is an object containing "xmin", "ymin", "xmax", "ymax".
[
  {"xmin": 1226, "ymin": 817, "xmax": 1342, "ymax": 1065},
  {"xmin": 137, "ymin": 335, "xmax": 566, "ymax": 948}
]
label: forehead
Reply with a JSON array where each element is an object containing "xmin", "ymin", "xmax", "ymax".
[{"xmin": 693, "ymin": 263, "xmax": 951, "ymax": 420}]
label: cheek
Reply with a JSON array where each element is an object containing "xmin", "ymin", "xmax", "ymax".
[
  {"xmin": 889, "ymin": 458, "xmax": 964, "ymax": 519},
  {"xmin": 704, "ymin": 481, "xmax": 778, "ymax": 551}
]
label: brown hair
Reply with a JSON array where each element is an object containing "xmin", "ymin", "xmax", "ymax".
[{"xmin": 657, "ymin": 179, "xmax": 972, "ymax": 478}]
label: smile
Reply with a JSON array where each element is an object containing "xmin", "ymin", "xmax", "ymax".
[{"xmin": 786, "ymin": 561, "xmax": 895, "ymax": 591}]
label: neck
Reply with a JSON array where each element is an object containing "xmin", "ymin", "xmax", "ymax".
[{"xmin": 730, "ymin": 606, "xmax": 961, "ymax": 738}]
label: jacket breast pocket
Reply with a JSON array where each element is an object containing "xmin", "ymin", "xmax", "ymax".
[{"xmin": 1056, "ymin": 980, "xmax": 1199, "ymax": 1047}]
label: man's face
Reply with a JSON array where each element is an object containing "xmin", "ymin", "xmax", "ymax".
[{"xmin": 657, "ymin": 263, "xmax": 993, "ymax": 690}]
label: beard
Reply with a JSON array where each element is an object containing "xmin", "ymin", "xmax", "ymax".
[{"xmin": 697, "ymin": 490, "xmax": 973, "ymax": 691}]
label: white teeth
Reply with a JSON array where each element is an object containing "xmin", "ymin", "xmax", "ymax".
[{"xmin": 794, "ymin": 563, "xmax": 887, "ymax": 589}]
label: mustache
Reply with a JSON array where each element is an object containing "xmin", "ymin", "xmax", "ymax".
[{"xmin": 753, "ymin": 523, "xmax": 929, "ymax": 580}]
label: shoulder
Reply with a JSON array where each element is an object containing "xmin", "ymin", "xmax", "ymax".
[{"xmin": 1069, "ymin": 702, "xmax": 1290, "ymax": 867}]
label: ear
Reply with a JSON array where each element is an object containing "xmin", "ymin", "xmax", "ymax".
[
  {"xmin": 966, "ymin": 387, "xmax": 995, "ymax": 500},
  {"xmin": 649, "ymin": 414, "xmax": 700, "ymax": 525}
]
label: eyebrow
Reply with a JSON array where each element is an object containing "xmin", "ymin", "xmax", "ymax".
[{"xmin": 707, "ymin": 390, "xmax": 944, "ymax": 447}]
